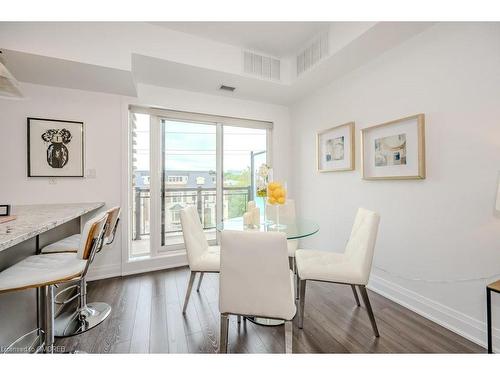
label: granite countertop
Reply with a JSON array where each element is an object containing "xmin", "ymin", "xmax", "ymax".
[{"xmin": 0, "ymin": 202, "xmax": 105, "ymax": 252}]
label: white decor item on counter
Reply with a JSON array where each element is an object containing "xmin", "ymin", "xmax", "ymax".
[{"xmin": 247, "ymin": 201, "xmax": 256, "ymax": 210}]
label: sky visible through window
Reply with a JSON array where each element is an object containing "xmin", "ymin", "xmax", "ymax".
[{"xmin": 133, "ymin": 114, "xmax": 266, "ymax": 172}]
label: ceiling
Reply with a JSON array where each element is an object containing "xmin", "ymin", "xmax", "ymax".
[
  {"xmin": 151, "ymin": 22, "xmax": 331, "ymax": 57},
  {"xmin": 1, "ymin": 22, "xmax": 436, "ymax": 104}
]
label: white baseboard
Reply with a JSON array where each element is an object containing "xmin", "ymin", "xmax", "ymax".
[
  {"xmin": 368, "ymin": 274, "xmax": 500, "ymax": 352},
  {"xmin": 87, "ymin": 263, "xmax": 122, "ymax": 281},
  {"xmin": 121, "ymin": 250, "xmax": 188, "ymax": 277},
  {"xmin": 86, "ymin": 252, "xmax": 189, "ymax": 280}
]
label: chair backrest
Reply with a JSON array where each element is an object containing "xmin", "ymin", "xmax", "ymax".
[
  {"xmin": 266, "ymin": 199, "xmax": 296, "ymax": 223},
  {"xmin": 344, "ymin": 208, "xmax": 380, "ymax": 284},
  {"xmin": 219, "ymin": 230, "xmax": 296, "ymax": 320},
  {"xmin": 104, "ymin": 206, "xmax": 121, "ymax": 244},
  {"xmin": 77, "ymin": 212, "xmax": 108, "ymax": 260},
  {"xmin": 180, "ymin": 206, "xmax": 209, "ymax": 268}
]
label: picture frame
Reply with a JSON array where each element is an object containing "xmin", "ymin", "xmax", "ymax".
[
  {"xmin": 361, "ymin": 114, "xmax": 425, "ymax": 180},
  {"xmin": 0, "ymin": 205, "xmax": 11, "ymax": 216},
  {"xmin": 27, "ymin": 117, "xmax": 84, "ymax": 177},
  {"xmin": 317, "ymin": 122, "xmax": 355, "ymax": 172}
]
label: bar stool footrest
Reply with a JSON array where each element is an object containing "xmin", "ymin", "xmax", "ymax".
[
  {"xmin": 3, "ymin": 328, "xmax": 45, "ymax": 354},
  {"xmin": 54, "ymin": 302, "xmax": 112, "ymax": 338}
]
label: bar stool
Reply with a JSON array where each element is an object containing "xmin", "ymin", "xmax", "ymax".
[
  {"xmin": 0, "ymin": 212, "xmax": 107, "ymax": 353},
  {"xmin": 40, "ymin": 206, "xmax": 120, "ymax": 337}
]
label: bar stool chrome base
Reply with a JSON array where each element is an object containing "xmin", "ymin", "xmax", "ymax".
[{"xmin": 54, "ymin": 302, "xmax": 111, "ymax": 337}]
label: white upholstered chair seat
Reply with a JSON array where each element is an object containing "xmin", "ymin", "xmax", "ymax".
[
  {"xmin": 0, "ymin": 253, "xmax": 86, "ymax": 292},
  {"xmin": 295, "ymin": 249, "xmax": 366, "ymax": 285},
  {"xmin": 41, "ymin": 234, "xmax": 80, "ymax": 253},
  {"xmin": 190, "ymin": 245, "xmax": 220, "ymax": 272}
]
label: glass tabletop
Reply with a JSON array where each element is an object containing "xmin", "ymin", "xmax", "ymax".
[{"xmin": 216, "ymin": 217, "xmax": 319, "ymax": 240}]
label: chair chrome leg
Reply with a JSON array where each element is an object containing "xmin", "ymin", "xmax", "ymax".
[
  {"xmin": 284, "ymin": 320, "xmax": 293, "ymax": 354},
  {"xmin": 196, "ymin": 272, "xmax": 204, "ymax": 292},
  {"xmin": 44, "ymin": 285, "xmax": 55, "ymax": 353},
  {"xmin": 237, "ymin": 315, "xmax": 241, "ymax": 324},
  {"xmin": 298, "ymin": 278, "xmax": 306, "ymax": 329},
  {"xmin": 351, "ymin": 285, "xmax": 361, "ymax": 306},
  {"xmin": 182, "ymin": 271, "xmax": 197, "ymax": 314},
  {"xmin": 358, "ymin": 285, "xmax": 379, "ymax": 337},
  {"xmin": 219, "ymin": 313, "xmax": 229, "ymax": 353}
]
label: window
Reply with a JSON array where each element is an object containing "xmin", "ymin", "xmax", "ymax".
[{"xmin": 129, "ymin": 106, "xmax": 272, "ymax": 259}]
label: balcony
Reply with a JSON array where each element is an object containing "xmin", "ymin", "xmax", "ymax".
[{"xmin": 131, "ymin": 185, "xmax": 252, "ymax": 257}]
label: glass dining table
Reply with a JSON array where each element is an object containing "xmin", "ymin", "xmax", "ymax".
[
  {"xmin": 216, "ymin": 217, "xmax": 319, "ymax": 240},
  {"xmin": 216, "ymin": 216, "xmax": 320, "ymax": 326}
]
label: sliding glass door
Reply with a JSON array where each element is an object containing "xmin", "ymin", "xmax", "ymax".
[
  {"xmin": 129, "ymin": 109, "xmax": 271, "ymax": 259},
  {"xmin": 222, "ymin": 125, "xmax": 267, "ymax": 221},
  {"xmin": 160, "ymin": 119, "xmax": 217, "ymax": 251}
]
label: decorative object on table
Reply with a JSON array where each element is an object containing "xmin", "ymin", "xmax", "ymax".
[
  {"xmin": 0, "ymin": 204, "xmax": 11, "ymax": 216},
  {"xmin": 27, "ymin": 117, "xmax": 84, "ymax": 177},
  {"xmin": 243, "ymin": 200, "xmax": 260, "ymax": 229},
  {"xmin": 256, "ymin": 163, "xmax": 272, "ymax": 223},
  {"xmin": 317, "ymin": 122, "xmax": 355, "ymax": 172},
  {"xmin": 267, "ymin": 181, "xmax": 287, "ymax": 230},
  {"xmin": 361, "ymin": 114, "xmax": 425, "ymax": 180}
]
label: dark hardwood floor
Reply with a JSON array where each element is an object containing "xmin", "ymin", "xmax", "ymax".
[{"xmin": 55, "ymin": 267, "xmax": 483, "ymax": 353}]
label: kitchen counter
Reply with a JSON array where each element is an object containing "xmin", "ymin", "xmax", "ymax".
[{"xmin": 0, "ymin": 202, "xmax": 104, "ymax": 252}]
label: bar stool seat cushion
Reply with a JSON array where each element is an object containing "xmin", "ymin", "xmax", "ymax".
[
  {"xmin": 191, "ymin": 245, "xmax": 220, "ymax": 272},
  {"xmin": 41, "ymin": 234, "xmax": 80, "ymax": 254},
  {"xmin": 0, "ymin": 253, "xmax": 86, "ymax": 292},
  {"xmin": 296, "ymin": 249, "xmax": 365, "ymax": 285}
]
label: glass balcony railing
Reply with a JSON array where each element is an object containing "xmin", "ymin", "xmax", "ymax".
[{"xmin": 132, "ymin": 186, "xmax": 252, "ymax": 244}]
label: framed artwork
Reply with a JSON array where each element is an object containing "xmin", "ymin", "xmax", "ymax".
[
  {"xmin": 27, "ymin": 117, "xmax": 84, "ymax": 177},
  {"xmin": 361, "ymin": 114, "xmax": 425, "ymax": 180},
  {"xmin": 317, "ymin": 122, "xmax": 355, "ymax": 172}
]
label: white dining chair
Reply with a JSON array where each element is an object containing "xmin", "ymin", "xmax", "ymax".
[
  {"xmin": 180, "ymin": 205, "xmax": 220, "ymax": 314},
  {"xmin": 266, "ymin": 199, "xmax": 299, "ymax": 269},
  {"xmin": 295, "ymin": 208, "xmax": 381, "ymax": 337},
  {"xmin": 219, "ymin": 230, "xmax": 296, "ymax": 353}
]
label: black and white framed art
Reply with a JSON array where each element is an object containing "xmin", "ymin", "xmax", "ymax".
[{"xmin": 27, "ymin": 117, "xmax": 84, "ymax": 177}]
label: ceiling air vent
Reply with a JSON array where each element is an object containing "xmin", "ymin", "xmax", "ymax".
[
  {"xmin": 243, "ymin": 51, "xmax": 280, "ymax": 81},
  {"xmin": 297, "ymin": 32, "xmax": 329, "ymax": 76},
  {"xmin": 219, "ymin": 84, "xmax": 236, "ymax": 92}
]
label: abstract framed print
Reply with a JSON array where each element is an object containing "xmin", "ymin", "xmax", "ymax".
[
  {"xmin": 27, "ymin": 117, "xmax": 84, "ymax": 177},
  {"xmin": 361, "ymin": 114, "xmax": 425, "ymax": 180},
  {"xmin": 317, "ymin": 122, "xmax": 355, "ymax": 172}
]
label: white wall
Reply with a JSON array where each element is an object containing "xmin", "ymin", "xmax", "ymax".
[
  {"xmin": 290, "ymin": 22, "xmax": 500, "ymax": 349},
  {"xmin": 0, "ymin": 84, "xmax": 124, "ymax": 272},
  {"xmin": 0, "ymin": 82, "xmax": 292, "ymax": 277}
]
